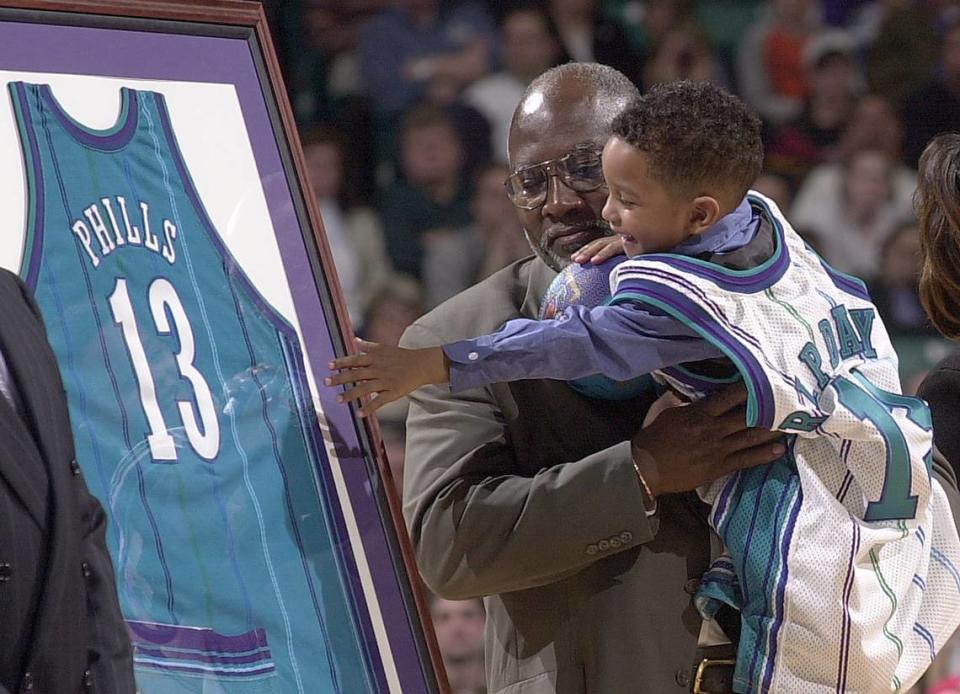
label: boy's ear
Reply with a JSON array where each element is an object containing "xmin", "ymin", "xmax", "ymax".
[{"xmin": 687, "ymin": 196, "xmax": 722, "ymax": 235}]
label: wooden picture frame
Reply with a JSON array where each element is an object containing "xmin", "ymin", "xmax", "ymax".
[{"xmin": 0, "ymin": 1, "xmax": 446, "ymax": 691}]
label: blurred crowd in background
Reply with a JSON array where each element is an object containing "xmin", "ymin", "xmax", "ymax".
[{"xmin": 257, "ymin": 1, "xmax": 960, "ymax": 691}]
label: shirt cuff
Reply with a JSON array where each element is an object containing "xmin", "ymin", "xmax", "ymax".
[{"xmin": 442, "ymin": 340, "xmax": 496, "ymax": 392}]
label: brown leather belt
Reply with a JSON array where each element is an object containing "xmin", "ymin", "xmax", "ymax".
[{"xmin": 690, "ymin": 644, "xmax": 736, "ymax": 693}]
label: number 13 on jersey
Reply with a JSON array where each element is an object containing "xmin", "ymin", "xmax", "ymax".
[{"xmin": 109, "ymin": 277, "xmax": 221, "ymax": 462}]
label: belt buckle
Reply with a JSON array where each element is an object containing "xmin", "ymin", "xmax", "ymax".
[{"xmin": 692, "ymin": 657, "xmax": 737, "ymax": 694}]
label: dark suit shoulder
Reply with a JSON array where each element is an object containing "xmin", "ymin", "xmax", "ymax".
[
  {"xmin": 919, "ymin": 349, "xmax": 960, "ymax": 475},
  {"xmin": 402, "ymin": 257, "xmax": 549, "ymax": 346},
  {"xmin": 0, "ymin": 267, "xmax": 23, "ymax": 292}
]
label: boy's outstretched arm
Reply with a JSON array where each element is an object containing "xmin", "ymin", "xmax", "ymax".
[{"xmin": 326, "ymin": 338, "xmax": 450, "ymax": 416}]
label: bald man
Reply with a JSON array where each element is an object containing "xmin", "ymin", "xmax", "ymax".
[{"xmin": 399, "ymin": 64, "xmax": 785, "ymax": 693}]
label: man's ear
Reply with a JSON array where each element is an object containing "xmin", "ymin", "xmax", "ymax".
[{"xmin": 687, "ymin": 196, "xmax": 722, "ymax": 236}]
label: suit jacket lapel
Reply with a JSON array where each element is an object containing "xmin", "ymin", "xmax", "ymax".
[
  {"xmin": 0, "ymin": 283, "xmax": 59, "ymax": 528},
  {"xmin": 521, "ymin": 258, "xmax": 557, "ymax": 319},
  {"xmin": 0, "ymin": 392, "xmax": 48, "ymax": 527}
]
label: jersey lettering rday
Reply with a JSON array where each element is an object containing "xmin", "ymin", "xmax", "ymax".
[
  {"xmin": 611, "ymin": 193, "xmax": 960, "ymax": 693},
  {"xmin": 9, "ymin": 81, "xmax": 383, "ymax": 693}
]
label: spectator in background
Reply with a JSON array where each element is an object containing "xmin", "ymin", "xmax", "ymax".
[
  {"xmin": 358, "ymin": 0, "xmax": 495, "ymax": 121},
  {"xmin": 819, "ymin": 0, "xmax": 871, "ymax": 27},
  {"xmin": 642, "ymin": 20, "xmax": 729, "ymax": 89},
  {"xmin": 765, "ymin": 30, "xmax": 863, "ymax": 184},
  {"xmin": 600, "ymin": 0, "xmax": 693, "ymax": 62},
  {"xmin": 422, "ymin": 162, "xmax": 532, "ymax": 307},
  {"xmin": 737, "ymin": 0, "xmax": 820, "ymax": 126},
  {"xmin": 548, "ymin": 0, "xmax": 641, "ymax": 83},
  {"xmin": 302, "ymin": 126, "xmax": 392, "ymax": 325},
  {"xmin": 465, "ymin": 4, "xmax": 564, "ymax": 161},
  {"xmin": 868, "ymin": 221, "xmax": 937, "ymax": 337},
  {"xmin": 380, "ymin": 105, "xmax": 474, "ymax": 279},
  {"xmin": 297, "ymin": 0, "xmax": 388, "ymax": 122},
  {"xmin": 430, "ymin": 596, "xmax": 486, "ymax": 694},
  {"xmin": 361, "ymin": 273, "xmax": 426, "ymax": 346},
  {"xmin": 834, "ymin": 93, "xmax": 908, "ymax": 165},
  {"xmin": 752, "ymin": 171, "xmax": 793, "ymax": 212},
  {"xmin": 790, "ymin": 147, "xmax": 914, "ymax": 279},
  {"xmin": 904, "ymin": 18, "xmax": 960, "ymax": 165},
  {"xmin": 866, "ymin": 0, "xmax": 939, "ymax": 110}
]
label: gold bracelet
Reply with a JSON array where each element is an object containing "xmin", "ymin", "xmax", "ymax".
[{"xmin": 632, "ymin": 458, "xmax": 658, "ymax": 516}]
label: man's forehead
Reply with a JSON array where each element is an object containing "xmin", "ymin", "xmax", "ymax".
[{"xmin": 509, "ymin": 86, "xmax": 609, "ymax": 167}]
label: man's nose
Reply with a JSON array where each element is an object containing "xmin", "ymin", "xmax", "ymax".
[{"xmin": 541, "ymin": 172, "xmax": 583, "ymax": 218}]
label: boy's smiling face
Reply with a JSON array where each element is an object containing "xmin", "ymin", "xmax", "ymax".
[{"xmin": 600, "ymin": 136, "xmax": 698, "ymax": 257}]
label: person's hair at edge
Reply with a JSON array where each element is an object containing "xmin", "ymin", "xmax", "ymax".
[
  {"xmin": 611, "ymin": 80, "xmax": 763, "ymax": 210},
  {"xmin": 511, "ymin": 62, "xmax": 640, "ymax": 143},
  {"xmin": 915, "ymin": 132, "xmax": 960, "ymax": 339}
]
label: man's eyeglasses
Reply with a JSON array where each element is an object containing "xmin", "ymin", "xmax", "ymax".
[{"xmin": 504, "ymin": 148, "xmax": 606, "ymax": 210}]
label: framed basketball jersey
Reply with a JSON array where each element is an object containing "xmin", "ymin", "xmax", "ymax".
[{"xmin": 0, "ymin": 2, "xmax": 445, "ymax": 693}]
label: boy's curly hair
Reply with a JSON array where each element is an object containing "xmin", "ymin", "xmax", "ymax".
[{"xmin": 611, "ymin": 80, "xmax": 763, "ymax": 205}]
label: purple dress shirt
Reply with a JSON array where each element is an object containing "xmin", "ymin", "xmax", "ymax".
[{"xmin": 444, "ymin": 198, "xmax": 761, "ymax": 391}]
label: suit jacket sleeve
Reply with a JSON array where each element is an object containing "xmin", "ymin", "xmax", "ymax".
[
  {"xmin": 78, "ymin": 487, "xmax": 136, "ymax": 691},
  {"xmin": 933, "ymin": 446, "xmax": 960, "ymax": 535},
  {"xmin": 17, "ymin": 279, "xmax": 136, "ymax": 692},
  {"xmin": 400, "ymin": 321, "xmax": 659, "ymax": 600},
  {"xmin": 918, "ymin": 361, "xmax": 960, "ymax": 479}
]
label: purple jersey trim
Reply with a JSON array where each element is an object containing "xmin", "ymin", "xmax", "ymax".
[
  {"xmin": 612, "ymin": 279, "xmax": 776, "ymax": 428},
  {"xmin": 37, "ymin": 83, "xmax": 138, "ymax": 151}
]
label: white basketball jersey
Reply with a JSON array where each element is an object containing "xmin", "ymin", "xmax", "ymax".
[{"xmin": 611, "ymin": 192, "xmax": 960, "ymax": 693}]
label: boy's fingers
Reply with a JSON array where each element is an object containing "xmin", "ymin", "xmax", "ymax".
[
  {"xmin": 590, "ymin": 243, "xmax": 625, "ymax": 264},
  {"xmin": 329, "ymin": 353, "xmax": 372, "ymax": 370},
  {"xmin": 336, "ymin": 380, "xmax": 387, "ymax": 404},
  {"xmin": 325, "ymin": 367, "xmax": 380, "ymax": 387},
  {"xmin": 360, "ymin": 392, "xmax": 400, "ymax": 418},
  {"xmin": 573, "ymin": 239, "xmax": 608, "ymax": 262},
  {"xmin": 355, "ymin": 337, "xmax": 381, "ymax": 352}
]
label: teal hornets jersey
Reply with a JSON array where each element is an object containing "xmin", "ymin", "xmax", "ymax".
[{"xmin": 10, "ymin": 81, "xmax": 384, "ymax": 693}]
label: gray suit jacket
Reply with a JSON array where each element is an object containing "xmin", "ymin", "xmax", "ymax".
[
  {"xmin": 401, "ymin": 257, "xmax": 712, "ymax": 694},
  {"xmin": 401, "ymin": 257, "xmax": 960, "ymax": 694}
]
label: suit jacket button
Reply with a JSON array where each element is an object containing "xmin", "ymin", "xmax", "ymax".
[
  {"xmin": 81, "ymin": 561, "xmax": 91, "ymax": 578},
  {"xmin": 675, "ymin": 668, "xmax": 690, "ymax": 688},
  {"xmin": 70, "ymin": 459, "xmax": 82, "ymax": 476},
  {"xmin": 0, "ymin": 562, "xmax": 11, "ymax": 582},
  {"xmin": 20, "ymin": 672, "xmax": 33, "ymax": 691},
  {"xmin": 586, "ymin": 544, "xmax": 598, "ymax": 555},
  {"xmin": 609, "ymin": 537, "xmax": 621, "ymax": 549},
  {"xmin": 82, "ymin": 669, "xmax": 93, "ymax": 689},
  {"xmin": 598, "ymin": 539, "xmax": 610, "ymax": 551},
  {"xmin": 620, "ymin": 531, "xmax": 633, "ymax": 543},
  {"xmin": 684, "ymin": 578, "xmax": 700, "ymax": 595}
]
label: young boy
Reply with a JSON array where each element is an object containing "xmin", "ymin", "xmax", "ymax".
[{"xmin": 328, "ymin": 82, "xmax": 960, "ymax": 693}]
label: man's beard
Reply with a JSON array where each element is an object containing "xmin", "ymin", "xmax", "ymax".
[{"xmin": 524, "ymin": 220, "xmax": 614, "ymax": 272}]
